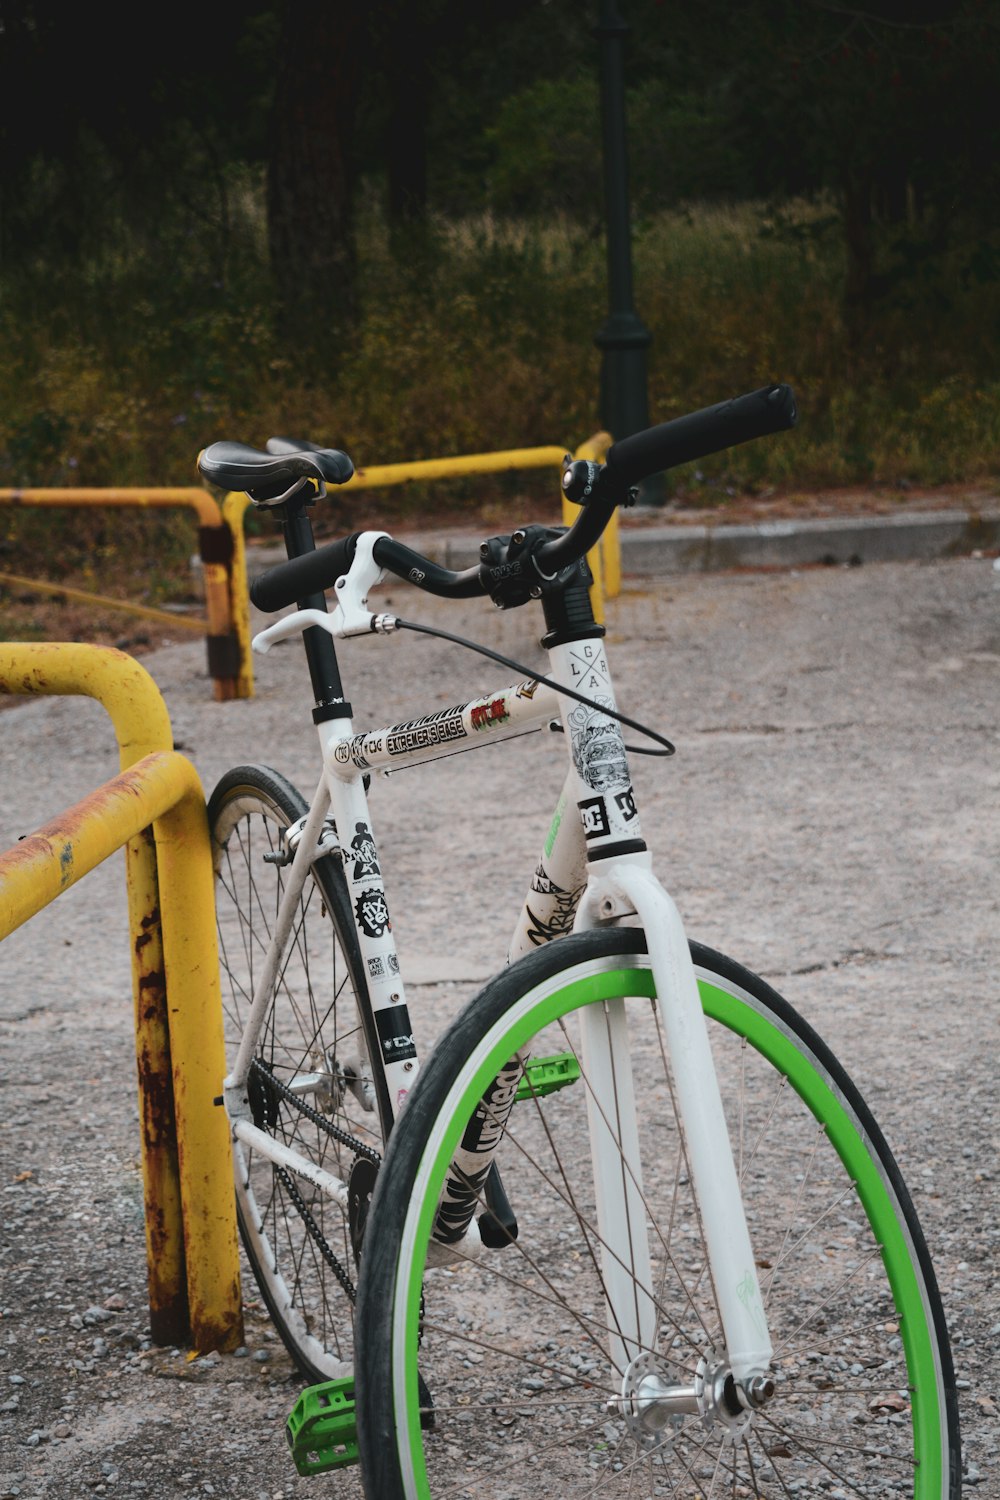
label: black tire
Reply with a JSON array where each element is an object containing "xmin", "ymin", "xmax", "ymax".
[
  {"xmin": 356, "ymin": 927, "xmax": 960, "ymax": 1499},
  {"xmin": 208, "ymin": 764, "xmax": 392, "ymax": 1381}
]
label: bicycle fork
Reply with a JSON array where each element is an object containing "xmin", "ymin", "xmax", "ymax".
[{"xmin": 576, "ymin": 858, "xmax": 774, "ymax": 1417}]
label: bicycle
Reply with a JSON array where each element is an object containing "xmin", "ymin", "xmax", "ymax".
[{"xmin": 197, "ymin": 385, "xmax": 960, "ymax": 1500}]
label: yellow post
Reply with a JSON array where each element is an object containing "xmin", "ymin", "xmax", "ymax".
[
  {"xmin": 561, "ymin": 432, "xmax": 617, "ymax": 615},
  {"xmin": 0, "ymin": 647, "xmax": 241, "ymax": 1350},
  {"xmin": 222, "ymin": 490, "xmax": 255, "ymax": 700},
  {"xmin": 0, "ymin": 488, "xmax": 240, "ymax": 701},
  {"xmin": 151, "ymin": 761, "xmax": 243, "ymax": 1352}
]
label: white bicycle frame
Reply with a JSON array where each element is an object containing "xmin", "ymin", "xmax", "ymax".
[{"xmin": 222, "ymin": 531, "xmax": 773, "ymax": 1391}]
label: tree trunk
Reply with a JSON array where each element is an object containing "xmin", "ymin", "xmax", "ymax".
[{"xmin": 267, "ymin": 1, "xmax": 365, "ymax": 355}]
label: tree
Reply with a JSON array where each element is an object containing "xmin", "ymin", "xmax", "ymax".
[
  {"xmin": 266, "ymin": 1, "xmax": 366, "ymax": 353},
  {"xmin": 661, "ymin": 0, "xmax": 1000, "ymax": 337}
]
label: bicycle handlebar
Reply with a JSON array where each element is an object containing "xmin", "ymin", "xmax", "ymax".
[
  {"xmin": 605, "ymin": 383, "xmax": 797, "ymax": 488},
  {"xmin": 249, "ymin": 534, "xmax": 483, "ymax": 614},
  {"xmin": 248, "ymin": 382, "xmax": 797, "ymax": 613}
]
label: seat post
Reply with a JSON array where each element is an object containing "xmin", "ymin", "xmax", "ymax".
[{"xmin": 277, "ymin": 488, "xmax": 347, "ymax": 711}]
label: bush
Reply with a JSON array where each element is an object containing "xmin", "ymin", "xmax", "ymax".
[{"xmin": 0, "ymin": 195, "xmax": 997, "ymax": 510}]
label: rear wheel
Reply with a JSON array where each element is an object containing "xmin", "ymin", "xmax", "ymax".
[
  {"xmin": 356, "ymin": 927, "xmax": 960, "ymax": 1499},
  {"xmin": 208, "ymin": 764, "xmax": 391, "ymax": 1381}
]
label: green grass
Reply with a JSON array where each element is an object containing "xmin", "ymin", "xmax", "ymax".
[{"xmin": 1, "ymin": 197, "xmax": 997, "ymax": 568}]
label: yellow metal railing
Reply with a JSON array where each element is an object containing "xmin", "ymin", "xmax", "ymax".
[
  {"xmin": 3, "ymin": 440, "xmax": 622, "ymax": 704},
  {"xmin": 0, "ymin": 644, "xmax": 242, "ymax": 1352},
  {"xmin": 0, "ymin": 488, "xmax": 241, "ymax": 701}
]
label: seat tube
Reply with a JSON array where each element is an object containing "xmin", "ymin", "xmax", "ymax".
[
  {"xmin": 319, "ymin": 717, "xmax": 419, "ymax": 1123},
  {"xmin": 279, "ymin": 487, "xmax": 347, "ymax": 711}
]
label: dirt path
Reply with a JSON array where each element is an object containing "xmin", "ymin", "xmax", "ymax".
[{"xmin": 1, "ymin": 555, "xmax": 997, "ymax": 1497}]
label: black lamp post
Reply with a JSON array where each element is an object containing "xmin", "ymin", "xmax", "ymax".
[{"xmin": 594, "ymin": 0, "xmax": 653, "ymax": 469}]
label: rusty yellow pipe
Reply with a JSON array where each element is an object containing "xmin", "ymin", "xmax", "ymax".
[
  {"xmin": 0, "ymin": 643, "xmax": 174, "ymax": 762},
  {"xmin": 0, "ymin": 486, "xmax": 221, "ymax": 528},
  {"xmin": 0, "ymin": 744, "xmax": 242, "ymax": 1351},
  {"xmin": 150, "ymin": 760, "xmax": 243, "ymax": 1352},
  {"xmin": 0, "ymin": 644, "xmax": 185, "ymax": 1339},
  {"xmin": 0, "ymin": 646, "xmax": 240, "ymax": 1349},
  {"xmin": 0, "ymin": 750, "xmax": 190, "ymax": 930},
  {"xmin": 125, "ymin": 821, "xmax": 188, "ymax": 1344}
]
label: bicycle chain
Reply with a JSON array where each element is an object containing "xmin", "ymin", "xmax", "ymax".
[
  {"xmin": 248, "ymin": 1057, "xmax": 382, "ymax": 1303},
  {"xmin": 249, "ymin": 1055, "xmax": 382, "ymax": 1163},
  {"xmin": 249, "ymin": 1057, "xmax": 425, "ymax": 1346},
  {"xmin": 276, "ymin": 1163, "xmax": 358, "ymax": 1303}
]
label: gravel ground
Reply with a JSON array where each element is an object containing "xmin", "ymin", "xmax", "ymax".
[{"xmin": 1, "ymin": 554, "xmax": 998, "ymax": 1498}]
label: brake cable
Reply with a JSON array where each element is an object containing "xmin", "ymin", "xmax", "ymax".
[{"xmin": 393, "ymin": 617, "xmax": 675, "ymax": 758}]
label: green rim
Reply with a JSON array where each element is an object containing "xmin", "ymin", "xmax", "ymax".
[{"xmin": 397, "ymin": 963, "xmax": 944, "ymax": 1499}]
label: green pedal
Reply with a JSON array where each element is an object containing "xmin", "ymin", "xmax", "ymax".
[
  {"xmin": 286, "ymin": 1375, "xmax": 358, "ymax": 1475},
  {"xmin": 515, "ymin": 1052, "xmax": 580, "ymax": 1101}
]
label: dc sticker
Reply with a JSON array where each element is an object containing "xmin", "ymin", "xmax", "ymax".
[
  {"xmin": 355, "ymin": 887, "xmax": 391, "ymax": 938},
  {"xmin": 578, "ymin": 797, "xmax": 610, "ymax": 839},
  {"xmin": 614, "ymin": 788, "xmax": 638, "ymax": 822}
]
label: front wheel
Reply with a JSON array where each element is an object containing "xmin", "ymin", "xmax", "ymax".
[{"xmin": 356, "ymin": 928, "xmax": 959, "ymax": 1499}]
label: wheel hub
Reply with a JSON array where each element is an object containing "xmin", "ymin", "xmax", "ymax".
[{"xmin": 619, "ymin": 1347, "xmax": 772, "ymax": 1448}]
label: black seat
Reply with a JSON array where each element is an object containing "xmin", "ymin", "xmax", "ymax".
[{"xmin": 198, "ymin": 440, "xmax": 354, "ymax": 496}]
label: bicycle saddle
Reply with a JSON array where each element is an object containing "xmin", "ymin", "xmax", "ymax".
[{"xmin": 198, "ymin": 440, "xmax": 355, "ymax": 498}]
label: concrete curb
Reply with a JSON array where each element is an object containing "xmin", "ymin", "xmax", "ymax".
[
  {"xmin": 246, "ymin": 506, "xmax": 1000, "ymax": 582},
  {"xmin": 437, "ymin": 509, "xmax": 1000, "ymax": 575}
]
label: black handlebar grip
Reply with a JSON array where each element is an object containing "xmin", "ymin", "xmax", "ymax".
[
  {"xmin": 604, "ymin": 383, "xmax": 797, "ymax": 488},
  {"xmin": 249, "ymin": 534, "xmax": 361, "ymax": 613}
]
